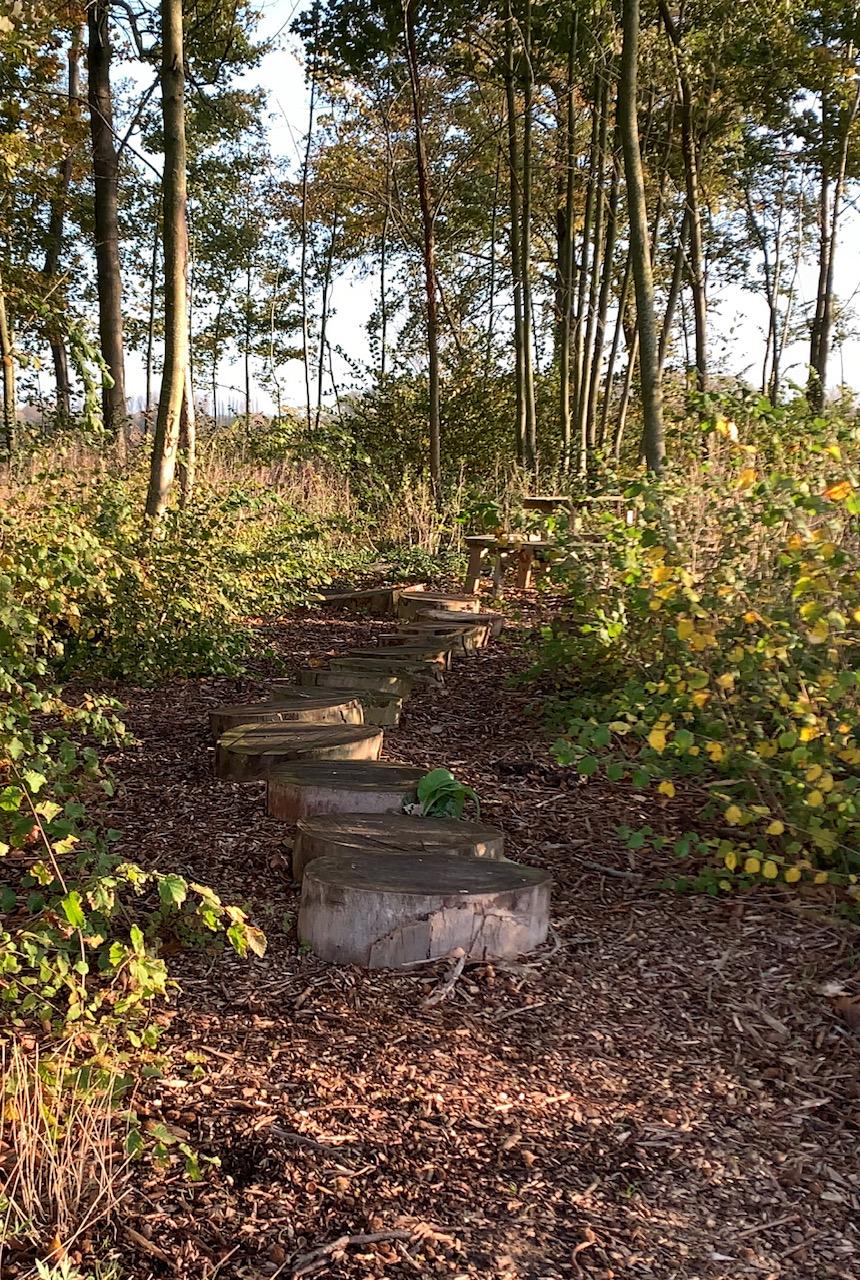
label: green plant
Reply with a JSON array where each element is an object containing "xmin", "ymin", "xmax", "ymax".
[{"xmin": 412, "ymin": 768, "xmax": 481, "ymax": 819}]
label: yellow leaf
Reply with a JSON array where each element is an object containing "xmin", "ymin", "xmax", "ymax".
[
  {"xmin": 648, "ymin": 727, "xmax": 667, "ymax": 753},
  {"xmin": 807, "ymin": 789, "xmax": 824, "ymax": 808},
  {"xmin": 824, "ymin": 443, "xmax": 842, "ymax": 461},
  {"xmin": 808, "ymin": 618, "xmax": 830, "ymax": 644},
  {"xmin": 762, "ymin": 860, "xmax": 779, "ymax": 879},
  {"xmin": 823, "ymin": 479, "xmax": 852, "ymax": 502},
  {"xmin": 658, "ymin": 780, "xmax": 675, "ymax": 798},
  {"xmin": 706, "ymin": 741, "xmax": 725, "ymax": 763},
  {"xmin": 766, "ymin": 820, "xmax": 785, "ymax": 836},
  {"xmin": 677, "ymin": 618, "xmax": 695, "ymax": 640},
  {"xmin": 805, "ymin": 763, "xmax": 823, "ymax": 782},
  {"xmin": 784, "ymin": 867, "xmax": 802, "ymax": 884},
  {"xmin": 725, "ymin": 804, "xmax": 743, "ymax": 825},
  {"xmin": 692, "ymin": 690, "xmax": 710, "ymax": 708},
  {"xmin": 744, "ymin": 856, "xmax": 761, "ymax": 874},
  {"xmin": 799, "ymin": 726, "xmax": 819, "ymax": 742},
  {"xmin": 737, "ymin": 467, "xmax": 757, "ymax": 489},
  {"xmin": 819, "ymin": 772, "xmax": 834, "ymax": 793},
  {"xmin": 814, "ymin": 870, "xmax": 829, "ymax": 885},
  {"xmin": 652, "ymin": 565, "xmax": 673, "ymax": 583},
  {"xmin": 724, "ymin": 851, "xmax": 738, "ymax": 871},
  {"xmin": 716, "ymin": 673, "xmax": 735, "ymax": 691}
]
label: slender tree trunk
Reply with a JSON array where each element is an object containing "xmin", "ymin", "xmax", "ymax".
[
  {"xmin": 315, "ymin": 208, "xmax": 339, "ymax": 431},
  {"xmin": 145, "ymin": 0, "xmax": 190, "ymax": 519},
  {"xmin": 144, "ymin": 187, "xmax": 160, "ymax": 436},
  {"xmin": 43, "ymin": 27, "xmax": 81, "ymax": 419},
  {"xmin": 503, "ymin": 6, "xmax": 525, "ymax": 467},
  {"xmin": 178, "ymin": 362, "xmax": 195, "ymax": 507},
  {"xmin": 572, "ymin": 78, "xmax": 600, "ymax": 465},
  {"xmin": 379, "ymin": 204, "xmax": 388, "ymax": 382},
  {"xmin": 619, "ymin": 0, "xmax": 664, "ymax": 472},
  {"xmin": 558, "ymin": 15, "xmax": 577, "ymax": 472},
  {"xmin": 299, "ymin": 9, "xmax": 318, "ymax": 431},
  {"xmin": 586, "ymin": 154, "xmax": 619, "ymax": 450},
  {"xmin": 86, "ymin": 0, "xmax": 127, "ymax": 455},
  {"xmin": 484, "ymin": 143, "xmax": 502, "ymax": 386},
  {"xmin": 578, "ymin": 74, "xmax": 610, "ymax": 466},
  {"xmin": 658, "ymin": 209, "xmax": 688, "ymax": 371},
  {"xmin": 244, "ymin": 257, "xmax": 252, "ymax": 435},
  {"xmin": 403, "ymin": 0, "xmax": 441, "ymax": 502},
  {"xmin": 599, "ymin": 243, "xmax": 632, "ymax": 448},
  {"xmin": 519, "ymin": 0, "xmax": 537, "ymax": 469},
  {"xmin": 0, "ymin": 267, "xmax": 15, "ymax": 462}
]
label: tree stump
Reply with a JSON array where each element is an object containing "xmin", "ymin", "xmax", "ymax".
[
  {"xmin": 298, "ymin": 852, "xmax": 551, "ymax": 967},
  {"xmin": 293, "ymin": 812, "xmax": 506, "ymax": 880},
  {"xmin": 318, "ymin": 586, "xmax": 400, "ymax": 613},
  {"xmin": 343, "ymin": 645, "xmax": 453, "ymax": 669},
  {"xmin": 267, "ymin": 761, "xmax": 426, "ymax": 821},
  {"xmin": 270, "ymin": 681, "xmax": 403, "ymax": 727},
  {"xmin": 397, "ymin": 590, "xmax": 480, "ymax": 620},
  {"xmin": 383, "ymin": 623, "xmax": 490, "ymax": 653},
  {"xmin": 215, "ymin": 723, "xmax": 382, "ymax": 782},
  {"xmin": 330, "ymin": 656, "xmax": 445, "ymax": 686},
  {"xmin": 209, "ymin": 695, "xmax": 363, "ymax": 738},
  {"xmin": 410, "ymin": 608, "xmax": 505, "ymax": 639},
  {"xmin": 296, "ymin": 668, "xmax": 414, "ymax": 698}
]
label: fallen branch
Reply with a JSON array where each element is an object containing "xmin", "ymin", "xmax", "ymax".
[{"xmin": 291, "ymin": 1229, "xmax": 416, "ymax": 1277}]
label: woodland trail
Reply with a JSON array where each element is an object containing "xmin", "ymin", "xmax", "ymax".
[{"xmin": 103, "ymin": 602, "xmax": 859, "ymax": 1280}]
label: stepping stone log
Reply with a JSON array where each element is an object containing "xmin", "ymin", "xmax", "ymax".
[
  {"xmin": 411, "ymin": 608, "xmax": 505, "ymax": 639},
  {"xmin": 330, "ymin": 656, "xmax": 445, "ymax": 686},
  {"xmin": 267, "ymin": 761, "xmax": 426, "ymax": 821},
  {"xmin": 270, "ymin": 681, "xmax": 403, "ymax": 727},
  {"xmin": 292, "ymin": 812, "xmax": 507, "ymax": 880},
  {"xmin": 343, "ymin": 646, "xmax": 453, "ymax": 669},
  {"xmin": 296, "ymin": 668, "xmax": 413, "ymax": 698},
  {"xmin": 209, "ymin": 695, "xmax": 363, "ymax": 738},
  {"xmin": 215, "ymin": 723, "xmax": 382, "ymax": 782},
  {"xmin": 298, "ymin": 852, "xmax": 552, "ymax": 967},
  {"xmin": 317, "ymin": 586, "xmax": 400, "ymax": 613},
  {"xmin": 397, "ymin": 590, "xmax": 481, "ymax": 620},
  {"xmin": 384, "ymin": 623, "xmax": 490, "ymax": 653}
]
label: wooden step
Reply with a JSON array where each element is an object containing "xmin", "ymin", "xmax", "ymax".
[
  {"xmin": 410, "ymin": 608, "xmax": 505, "ymax": 639},
  {"xmin": 384, "ymin": 622, "xmax": 490, "ymax": 652},
  {"xmin": 292, "ymin": 812, "xmax": 506, "ymax": 880},
  {"xmin": 299, "ymin": 852, "xmax": 552, "ymax": 967},
  {"xmin": 317, "ymin": 586, "xmax": 399, "ymax": 614},
  {"xmin": 270, "ymin": 681, "xmax": 403, "ymax": 727},
  {"xmin": 296, "ymin": 668, "xmax": 414, "ymax": 698},
  {"xmin": 215, "ymin": 723, "xmax": 382, "ymax": 782},
  {"xmin": 267, "ymin": 761, "xmax": 426, "ymax": 821},
  {"xmin": 397, "ymin": 590, "xmax": 481, "ymax": 621},
  {"xmin": 330, "ymin": 656, "xmax": 445, "ymax": 685},
  {"xmin": 209, "ymin": 695, "xmax": 363, "ymax": 738},
  {"xmin": 343, "ymin": 646, "xmax": 452, "ymax": 669}
]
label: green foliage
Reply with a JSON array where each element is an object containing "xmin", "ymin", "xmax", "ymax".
[
  {"xmin": 536, "ymin": 399, "xmax": 860, "ymax": 908},
  {"xmin": 414, "ymin": 768, "xmax": 480, "ymax": 819}
]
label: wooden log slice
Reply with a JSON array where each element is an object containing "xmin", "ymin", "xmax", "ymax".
[
  {"xmin": 386, "ymin": 622, "xmax": 491, "ymax": 652},
  {"xmin": 397, "ymin": 591, "xmax": 480, "ymax": 620},
  {"xmin": 209, "ymin": 695, "xmax": 363, "ymax": 738},
  {"xmin": 293, "ymin": 812, "xmax": 506, "ymax": 881},
  {"xmin": 411, "ymin": 607, "xmax": 505, "ymax": 639},
  {"xmin": 267, "ymin": 761, "xmax": 426, "ymax": 821},
  {"xmin": 344, "ymin": 645, "xmax": 453, "ymax": 669},
  {"xmin": 269, "ymin": 681, "xmax": 403, "ymax": 727},
  {"xmin": 215, "ymin": 723, "xmax": 382, "ymax": 782},
  {"xmin": 296, "ymin": 668, "xmax": 414, "ymax": 697},
  {"xmin": 330, "ymin": 656, "xmax": 445, "ymax": 686},
  {"xmin": 318, "ymin": 586, "xmax": 398, "ymax": 614},
  {"xmin": 299, "ymin": 852, "xmax": 551, "ymax": 967}
]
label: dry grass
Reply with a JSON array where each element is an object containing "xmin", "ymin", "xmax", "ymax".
[{"xmin": 0, "ymin": 1041, "xmax": 132, "ymax": 1276}]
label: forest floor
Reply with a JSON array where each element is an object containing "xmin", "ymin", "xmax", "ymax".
[{"xmin": 100, "ymin": 600, "xmax": 859, "ymax": 1280}]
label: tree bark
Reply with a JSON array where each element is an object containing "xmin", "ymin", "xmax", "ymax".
[
  {"xmin": 558, "ymin": 14, "xmax": 577, "ymax": 472},
  {"xmin": 503, "ymin": 5, "xmax": 525, "ymax": 467},
  {"xmin": 315, "ymin": 207, "xmax": 339, "ymax": 431},
  {"xmin": 519, "ymin": 0, "xmax": 537, "ymax": 469},
  {"xmin": 145, "ymin": 0, "xmax": 190, "ymax": 519},
  {"xmin": 300, "ymin": 10, "xmax": 318, "ymax": 431},
  {"xmin": 619, "ymin": 0, "xmax": 664, "ymax": 472},
  {"xmin": 578, "ymin": 74, "xmax": 611, "ymax": 465},
  {"xmin": 0, "ymin": 267, "xmax": 15, "ymax": 462},
  {"xmin": 178, "ymin": 362, "xmax": 196, "ymax": 507},
  {"xmin": 43, "ymin": 27, "xmax": 81, "ymax": 419},
  {"xmin": 86, "ymin": 0, "xmax": 127, "ymax": 455},
  {"xmin": 586, "ymin": 154, "xmax": 619, "ymax": 451},
  {"xmin": 572, "ymin": 77, "xmax": 600, "ymax": 469},
  {"xmin": 403, "ymin": 0, "xmax": 441, "ymax": 503}
]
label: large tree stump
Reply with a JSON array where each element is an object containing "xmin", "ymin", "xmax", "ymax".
[
  {"xmin": 330, "ymin": 656, "xmax": 445, "ymax": 686},
  {"xmin": 215, "ymin": 723, "xmax": 382, "ymax": 782},
  {"xmin": 267, "ymin": 761, "xmax": 426, "ymax": 821},
  {"xmin": 209, "ymin": 695, "xmax": 363, "ymax": 738},
  {"xmin": 298, "ymin": 852, "xmax": 551, "ymax": 967},
  {"xmin": 293, "ymin": 812, "xmax": 506, "ymax": 880},
  {"xmin": 397, "ymin": 590, "xmax": 480, "ymax": 621},
  {"xmin": 297, "ymin": 668, "xmax": 414, "ymax": 698},
  {"xmin": 270, "ymin": 681, "xmax": 403, "ymax": 727}
]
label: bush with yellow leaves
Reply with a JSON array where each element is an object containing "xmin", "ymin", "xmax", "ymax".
[{"xmin": 541, "ymin": 396, "xmax": 860, "ymax": 907}]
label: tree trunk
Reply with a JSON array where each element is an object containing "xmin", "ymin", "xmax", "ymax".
[
  {"xmin": 43, "ymin": 27, "xmax": 81, "ymax": 419},
  {"xmin": 0, "ymin": 267, "xmax": 15, "ymax": 462},
  {"xmin": 619, "ymin": 0, "xmax": 664, "ymax": 472},
  {"xmin": 558, "ymin": 14, "xmax": 577, "ymax": 472},
  {"xmin": 144, "ymin": 186, "xmax": 160, "ymax": 435},
  {"xmin": 403, "ymin": 0, "xmax": 441, "ymax": 503},
  {"xmin": 178, "ymin": 362, "xmax": 196, "ymax": 507},
  {"xmin": 244, "ymin": 257, "xmax": 252, "ymax": 436},
  {"xmin": 599, "ymin": 243, "xmax": 632, "ymax": 448},
  {"xmin": 586, "ymin": 154, "xmax": 619, "ymax": 450},
  {"xmin": 658, "ymin": 209, "xmax": 688, "ymax": 371},
  {"xmin": 503, "ymin": 6, "xmax": 525, "ymax": 467},
  {"xmin": 145, "ymin": 0, "xmax": 190, "ymax": 519},
  {"xmin": 300, "ymin": 13, "xmax": 317, "ymax": 431},
  {"xmin": 519, "ymin": 0, "xmax": 537, "ymax": 470},
  {"xmin": 86, "ymin": 0, "xmax": 127, "ymax": 455},
  {"xmin": 315, "ymin": 208, "xmax": 339, "ymax": 431},
  {"xmin": 578, "ymin": 74, "xmax": 610, "ymax": 465},
  {"xmin": 572, "ymin": 77, "xmax": 600, "ymax": 468}
]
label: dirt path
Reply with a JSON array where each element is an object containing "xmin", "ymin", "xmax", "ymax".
[{"xmin": 107, "ymin": 606, "xmax": 859, "ymax": 1280}]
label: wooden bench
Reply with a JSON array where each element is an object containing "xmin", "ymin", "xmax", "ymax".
[{"xmin": 463, "ymin": 535, "xmax": 555, "ymax": 594}]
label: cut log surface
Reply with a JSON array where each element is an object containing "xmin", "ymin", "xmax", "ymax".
[
  {"xmin": 270, "ymin": 681, "xmax": 403, "ymax": 727},
  {"xmin": 388, "ymin": 622, "xmax": 490, "ymax": 652},
  {"xmin": 318, "ymin": 586, "xmax": 399, "ymax": 613},
  {"xmin": 331, "ymin": 655, "xmax": 446, "ymax": 684},
  {"xmin": 297, "ymin": 668, "xmax": 414, "ymax": 697},
  {"xmin": 343, "ymin": 646, "xmax": 453, "ymax": 669},
  {"xmin": 299, "ymin": 852, "xmax": 551, "ymax": 967},
  {"xmin": 267, "ymin": 761, "xmax": 425, "ymax": 821},
  {"xmin": 293, "ymin": 812, "xmax": 506, "ymax": 880},
  {"xmin": 412, "ymin": 608, "xmax": 505, "ymax": 639},
  {"xmin": 209, "ymin": 695, "xmax": 363, "ymax": 738},
  {"xmin": 215, "ymin": 723, "xmax": 382, "ymax": 782},
  {"xmin": 397, "ymin": 590, "xmax": 480, "ymax": 620}
]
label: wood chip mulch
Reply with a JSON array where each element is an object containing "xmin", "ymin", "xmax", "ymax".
[{"xmin": 83, "ymin": 603, "xmax": 860, "ymax": 1278}]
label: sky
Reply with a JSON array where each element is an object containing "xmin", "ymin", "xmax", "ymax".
[{"xmin": 122, "ymin": 0, "xmax": 860, "ymax": 415}]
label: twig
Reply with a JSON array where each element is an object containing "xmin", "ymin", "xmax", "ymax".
[
  {"xmin": 422, "ymin": 949, "xmax": 465, "ymax": 1007},
  {"xmin": 290, "ymin": 1230, "xmax": 416, "ymax": 1277}
]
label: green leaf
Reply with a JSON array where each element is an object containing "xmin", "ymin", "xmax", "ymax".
[
  {"xmin": 577, "ymin": 755, "xmax": 599, "ymax": 777},
  {"xmin": 60, "ymin": 890, "xmax": 86, "ymax": 929},
  {"xmin": 158, "ymin": 874, "xmax": 188, "ymax": 909},
  {"xmin": 23, "ymin": 770, "xmax": 46, "ymax": 794}
]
